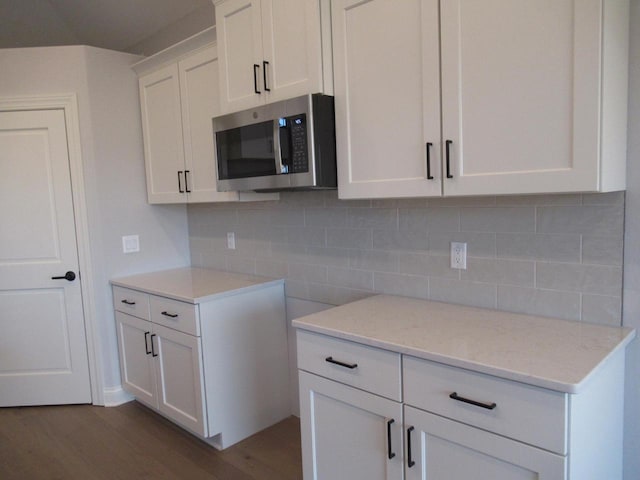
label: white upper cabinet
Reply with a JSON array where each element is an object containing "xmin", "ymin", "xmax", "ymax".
[
  {"xmin": 139, "ymin": 63, "xmax": 186, "ymax": 203},
  {"xmin": 135, "ymin": 28, "xmax": 277, "ymax": 204},
  {"xmin": 334, "ymin": 0, "xmax": 629, "ymax": 199},
  {"xmin": 215, "ymin": 0, "xmax": 331, "ymax": 114},
  {"xmin": 333, "ymin": 0, "xmax": 442, "ymax": 199}
]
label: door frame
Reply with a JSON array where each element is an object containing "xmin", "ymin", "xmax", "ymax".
[{"xmin": 0, "ymin": 93, "xmax": 104, "ymax": 405}]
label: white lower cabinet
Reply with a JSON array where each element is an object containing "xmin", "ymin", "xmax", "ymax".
[
  {"xmin": 404, "ymin": 405, "xmax": 565, "ymax": 480},
  {"xmin": 115, "ymin": 311, "xmax": 206, "ymax": 437},
  {"xmin": 115, "ymin": 312, "xmax": 156, "ymax": 407},
  {"xmin": 297, "ymin": 329, "xmax": 626, "ymax": 480},
  {"xmin": 113, "ymin": 278, "xmax": 290, "ymax": 449},
  {"xmin": 299, "ymin": 371, "xmax": 403, "ymax": 480},
  {"xmin": 153, "ymin": 323, "xmax": 206, "ymax": 436}
]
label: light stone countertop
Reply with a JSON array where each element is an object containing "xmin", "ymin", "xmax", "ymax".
[
  {"xmin": 111, "ymin": 267, "xmax": 283, "ymax": 304},
  {"xmin": 292, "ymin": 294, "xmax": 636, "ymax": 394}
]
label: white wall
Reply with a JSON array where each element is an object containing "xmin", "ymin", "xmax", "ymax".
[
  {"xmin": 623, "ymin": 1, "xmax": 640, "ymax": 478},
  {"xmin": 0, "ymin": 46, "xmax": 190, "ymax": 402},
  {"xmin": 126, "ymin": 3, "xmax": 215, "ymax": 56}
]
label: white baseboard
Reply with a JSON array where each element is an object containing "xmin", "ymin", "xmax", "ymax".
[{"xmin": 102, "ymin": 385, "xmax": 134, "ymax": 407}]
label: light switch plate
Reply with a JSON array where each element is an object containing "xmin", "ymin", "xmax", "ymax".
[{"xmin": 122, "ymin": 235, "xmax": 140, "ymax": 254}]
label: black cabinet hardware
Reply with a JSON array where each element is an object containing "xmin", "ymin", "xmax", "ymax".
[
  {"xmin": 184, "ymin": 170, "xmax": 191, "ymax": 193},
  {"xmin": 449, "ymin": 392, "xmax": 497, "ymax": 410},
  {"xmin": 150, "ymin": 334, "xmax": 158, "ymax": 357},
  {"xmin": 445, "ymin": 140, "xmax": 453, "ymax": 178},
  {"xmin": 407, "ymin": 426, "xmax": 415, "ymax": 468},
  {"xmin": 121, "ymin": 299, "xmax": 136, "ymax": 306},
  {"xmin": 325, "ymin": 356, "xmax": 358, "ymax": 369},
  {"xmin": 263, "ymin": 61, "xmax": 270, "ymax": 91},
  {"xmin": 253, "ymin": 64, "xmax": 261, "ymax": 94},
  {"xmin": 178, "ymin": 171, "xmax": 184, "ymax": 193},
  {"xmin": 144, "ymin": 331, "xmax": 152, "ymax": 355},
  {"xmin": 426, "ymin": 142, "xmax": 434, "ymax": 179},
  {"xmin": 51, "ymin": 271, "xmax": 76, "ymax": 281},
  {"xmin": 387, "ymin": 419, "xmax": 396, "ymax": 459},
  {"xmin": 161, "ymin": 311, "xmax": 178, "ymax": 318}
]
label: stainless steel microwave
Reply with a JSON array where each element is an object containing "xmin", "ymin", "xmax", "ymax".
[{"xmin": 213, "ymin": 94, "xmax": 337, "ymax": 192}]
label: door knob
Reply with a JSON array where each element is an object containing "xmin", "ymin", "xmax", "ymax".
[{"xmin": 51, "ymin": 271, "xmax": 76, "ymax": 281}]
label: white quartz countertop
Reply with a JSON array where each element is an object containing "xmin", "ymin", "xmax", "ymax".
[
  {"xmin": 292, "ymin": 295, "xmax": 635, "ymax": 393},
  {"xmin": 111, "ymin": 267, "xmax": 283, "ymax": 304}
]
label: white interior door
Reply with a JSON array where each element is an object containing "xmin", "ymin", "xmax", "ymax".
[{"xmin": 0, "ymin": 108, "xmax": 91, "ymax": 406}]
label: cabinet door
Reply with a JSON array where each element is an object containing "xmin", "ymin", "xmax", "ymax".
[
  {"xmin": 115, "ymin": 312, "xmax": 157, "ymax": 408},
  {"xmin": 216, "ymin": 0, "xmax": 265, "ymax": 113},
  {"xmin": 260, "ymin": 0, "xmax": 323, "ymax": 103},
  {"xmin": 299, "ymin": 371, "xmax": 403, "ymax": 480},
  {"xmin": 139, "ymin": 63, "xmax": 186, "ymax": 203},
  {"xmin": 153, "ymin": 323, "xmax": 207, "ymax": 437},
  {"xmin": 440, "ymin": 0, "xmax": 601, "ymax": 196},
  {"xmin": 333, "ymin": 0, "xmax": 442, "ymax": 199},
  {"xmin": 404, "ymin": 406, "xmax": 566, "ymax": 480},
  {"xmin": 178, "ymin": 46, "xmax": 239, "ymax": 203}
]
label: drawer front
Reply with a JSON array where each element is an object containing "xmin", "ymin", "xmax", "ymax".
[
  {"xmin": 150, "ymin": 295, "xmax": 200, "ymax": 336},
  {"xmin": 113, "ymin": 286, "xmax": 150, "ymax": 320},
  {"xmin": 297, "ymin": 330, "xmax": 401, "ymax": 401},
  {"xmin": 403, "ymin": 356, "xmax": 568, "ymax": 454}
]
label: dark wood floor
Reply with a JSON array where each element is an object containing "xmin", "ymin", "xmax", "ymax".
[{"xmin": 0, "ymin": 401, "xmax": 302, "ymax": 480}]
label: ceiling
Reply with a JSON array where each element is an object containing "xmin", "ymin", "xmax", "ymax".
[{"xmin": 0, "ymin": 0, "xmax": 212, "ymax": 53}]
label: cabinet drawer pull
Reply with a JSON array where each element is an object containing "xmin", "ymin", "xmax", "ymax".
[
  {"xmin": 387, "ymin": 419, "xmax": 396, "ymax": 459},
  {"xmin": 121, "ymin": 299, "xmax": 136, "ymax": 306},
  {"xmin": 263, "ymin": 60, "xmax": 270, "ymax": 92},
  {"xmin": 325, "ymin": 356, "xmax": 358, "ymax": 369},
  {"xmin": 144, "ymin": 331, "xmax": 151, "ymax": 355},
  {"xmin": 407, "ymin": 426, "xmax": 415, "ymax": 468},
  {"xmin": 150, "ymin": 334, "xmax": 158, "ymax": 357},
  {"xmin": 449, "ymin": 392, "xmax": 497, "ymax": 410},
  {"xmin": 161, "ymin": 311, "xmax": 178, "ymax": 318},
  {"xmin": 184, "ymin": 170, "xmax": 191, "ymax": 193},
  {"xmin": 178, "ymin": 170, "xmax": 184, "ymax": 193},
  {"xmin": 445, "ymin": 140, "xmax": 453, "ymax": 178},
  {"xmin": 426, "ymin": 142, "xmax": 434, "ymax": 179},
  {"xmin": 253, "ymin": 64, "xmax": 261, "ymax": 94}
]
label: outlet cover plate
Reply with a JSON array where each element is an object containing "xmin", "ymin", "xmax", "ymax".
[{"xmin": 451, "ymin": 242, "xmax": 467, "ymax": 269}]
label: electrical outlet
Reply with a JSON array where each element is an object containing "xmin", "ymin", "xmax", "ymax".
[
  {"xmin": 450, "ymin": 242, "xmax": 467, "ymax": 269},
  {"xmin": 227, "ymin": 232, "xmax": 236, "ymax": 250}
]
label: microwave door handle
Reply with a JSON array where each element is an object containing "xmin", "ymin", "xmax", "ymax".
[{"xmin": 273, "ymin": 121, "xmax": 283, "ymax": 174}]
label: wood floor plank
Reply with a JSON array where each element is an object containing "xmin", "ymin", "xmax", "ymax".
[{"xmin": 0, "ymin": 402, "xmax": 302, "ymax": 480}]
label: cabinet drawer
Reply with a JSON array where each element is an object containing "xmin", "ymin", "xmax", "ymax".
[
  {"xmin": 113, "ymin": 286, "xmax": 150, "ymax": 320},
  {"xmin": 403, "ymin": 355, "xmax": 568, "ymax": 455},
  {"xmin": 150, "ymin": 296, "xmax": 200, "ymax": 336},
  {"xmin": 297, "ymin": 330, "xmax": 401, "ymax": 401}
]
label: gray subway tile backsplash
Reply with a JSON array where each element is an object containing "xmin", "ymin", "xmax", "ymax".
[
  {"xmin": 460, "ymin": 207, "xmax": 536, "ymax": 233},
  {"xmin": 536, "ymin": 205, "xmax": 624, "ymax": 236},
  {"xmin": 188, "ymin": 190, "xmax": 625, "ymax": 326}
]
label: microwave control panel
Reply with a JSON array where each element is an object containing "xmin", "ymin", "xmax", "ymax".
[{"xmin": 282, "ymin": 114, "xmax": 308, "ymax": 174}]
